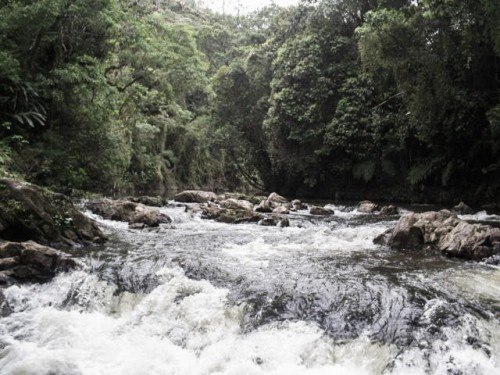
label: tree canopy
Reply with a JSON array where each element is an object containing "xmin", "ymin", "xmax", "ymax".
[{"xmin": 1, "ymin": 0, "xmax": 498, "ymax": 203}]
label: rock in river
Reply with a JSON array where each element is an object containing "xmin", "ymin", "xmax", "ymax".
[
  {"xmin": 174, "ymin": 190, "xmax": 217, "ymax": 203},
  {"xmin": 0, "ymin": 240, "xmax": 77, "ymax": 283},
  {"xmin": 0, "ymin": 178, "xmax": 105, "ymax": 246},
  {"xmin": 309, "ymin": 206, "xmax": 334, "ymax": 216},
  {"xmin": 86, "ymin": 198, "xmax": 171, "ymax": 228},
  {"xmin": 374, "ymin": 210, "xmax": 500, "ymax": 261},
  {"xmin": 220, "ymin": 198, "xmax": 254, "ymax": 212},
  {"xmin": 201, "ymin": 205, "xmax": 262, "ymax": 224},
  {"xmin": 357, "ymin": 200, "xmax": 380, "ymax": 213}
]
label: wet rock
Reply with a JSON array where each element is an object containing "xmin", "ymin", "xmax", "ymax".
[
  {"xmin": 255, "ymin": 199, "xmax": 273, "ymax": 213},
  {"xmin": 0, "ymin": 272, "xmax": 15, "ymax": 285},
  {"xmin": 201, "ymin": 205, "xmax": 262, "ymax": 224},
  {"xmin": 0, "ymin": 178, "xmax": 105, "ymax": 246},
  {"xmin": 380, "ymin": 205, "xmax": 398, "ymax": 215},
  {"xmin": 268, "ymin": 192, "xmax": 288, "ymax": 205},
  {"xmin": 484, "ymin": 254, "xmax": 500, "ymax": 265},
  {"xmin": 277, "ymin": 217, "xmax": 290, "ymax": 227},
  {"xmin": 258, "ymin": 218, "xmax": 278, "ymax": 226},
  {"xmin": 217, "ymin": 192, "xmax": 262, "ymax": 205},
  {"xmin": 357, "ymin": 200, "xmax": 380, "ymax": 213},
  {"xmin": 291, "ymin": 199, "xmax": 307, "ymax": 211},
  {"xmin": 129, "ymin": 209, "xmax": 171, "ymax": 227},
  {"xmin": 174, "ymin": 190, "xmax": 217, "ymax": 203},
  {"xmin": 258, "ymin": 216, "xmax": 289, "ymax": 227},
  {"xmin": 0, "ymin": 241, "xmax": 77, "ymax": 283},
  {"xmin": 86, "ymin": 199, "xmax": 171, "ymax": 228},
  {"xmin": 375, "ymin": 210, "xmax": 500, "ymax": 260},
  {"xmin": 309, "ymin": 206, "xmax": 334, "ymax": 216},
  {"xmin": 272, "ymin": 205, "xmax": 290, "ymax": 215},
  {"xmin": 440, "ymin": 224, "xmax": 500, "ymax": 260},
  {"xmin": 128, "ymin": 222, "xmax": 146, "ymax": 230},
  {"xmin": 453, "ymin": 201, "xmax": 474, "ymax": 215},
  {"xmin": 128, "ymin": 196, "xmax": 165, "ymax": 207},
  {"xmin": 0, "ymin": 289, "xmax": 12, "ymax": 317},
  {"xmin": 220, "ymin": 198, "xmax": 254, "ymax": 212}
]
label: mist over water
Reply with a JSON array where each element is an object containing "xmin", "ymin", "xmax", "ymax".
[{"xmin": 0, "ymin": 204, "xmax": 498, "ymax": 374}]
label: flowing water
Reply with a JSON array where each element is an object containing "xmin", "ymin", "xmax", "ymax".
[{"xmin": 0, "ymin": 204, "xmax": 499, "ymax": 374}]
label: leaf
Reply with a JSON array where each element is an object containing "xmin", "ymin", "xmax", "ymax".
[{"xmin": 407, "ymin": 157, "xmax": 443, "ymax": 186}]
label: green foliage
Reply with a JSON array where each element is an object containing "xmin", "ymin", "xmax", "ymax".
[
  {"xmin": 0, "ymin": 142, "xmax": 12, "ymax": 178},
  {"xmin": 353, "ymin": 161, "xmax": 376, "ymax": 183},
  {"xmin": 0, "ymin": 0, "xmax": 498, "ymax": 202}
]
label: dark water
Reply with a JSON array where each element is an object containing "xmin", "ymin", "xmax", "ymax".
[{"xmin": 0, "ymin": 204, "xmax": 498, "ymax": 374}]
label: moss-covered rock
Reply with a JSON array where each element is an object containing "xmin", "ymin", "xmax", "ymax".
[{"xmin": 0, "ymin": 179, "xmax": 105, "ymax": 247}]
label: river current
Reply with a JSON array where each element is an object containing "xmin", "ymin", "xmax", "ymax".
[{"xmin": 0, "ymin": 204, "xmax": 499, "ymax": 374}]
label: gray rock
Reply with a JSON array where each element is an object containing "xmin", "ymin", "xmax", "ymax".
[
  {"xmin": 309, "ymin": 206, "xmax": 334, "ymax": 216},
  {"xmin": 380, "ymin": 205, "xmax": 399, "ymax": 215},
  {"xmin": 255, "ymin": 200, "xmax": 273, "ymax": 213},
  {"xmin": 258, "ymin": 216, "xmax": 290, "ymax": 227},
  {"xmin": 268, "ymin": 192, "xmax": 288, "ymax": 204},
  {"xmin": 273, "ymin": 205, "xmax": 290, "ymax": 215},
  {"xmin": 0, "ymin": 241, "xmax": 77, "ymax": 282},
  {"xmin": 291, "ymin": 199, "xmax": 307, "ymax": 211},
  {"xmin": 357, "ymin": 200, "xmax": 380, "ymax": 213},
  {"xmin": 128, "ymin": 196, "xmax": 166, "ymax": 207},
  {"xmin": 86, "ymin": 199, "xmax": 171, "ymax": 228},
  {"xmin": 453, "ymin": 201, "xmax": 474, "ymax": 215},
  {"xmin": 220, "ymin": 198, "xmax": 254, "ymax": 212},
  {"xmin": 374, "ymin": 210, "xmax": 500, "ymax": 261},
  {"xmin": 201, "ymin": 206, "xmax": 262, "ymax": 224},
  {"xmin": 174, "ymin": 190, "xmax": 217, "ymax": 203},
  {"xmin": 0, "ymin": 178, "xmax": 105, "ymax": 246},
  {"xmin": 258, "ymin": 218, "xmax": 278, "ymax": 226}
]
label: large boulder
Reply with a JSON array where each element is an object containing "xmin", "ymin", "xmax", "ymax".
[
  {"xmin": 0, "ymin": 179, "xmax": 105, "ymax": 247},
  {"xmin": 174, "ymin": 190, "xmax": 217, "ymax": 203},
  {"xmin": 86, "ymin": 199, "xmax": 171, "ymax": 228},
  {"xmin": 374, "ymin": 210, "xmax": 500, "ymax": 261},
  {"xmin": 0, "ymin": 241, "xmax": 77, "ymax": 283},
  {"xmin": 440, "ymin": 224, "xmax": 500, "ymax": 260}
]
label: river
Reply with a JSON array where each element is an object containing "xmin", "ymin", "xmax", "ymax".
[{"xmin": 0, "ymin": 204, "xmax": 499, "ymax": 374}]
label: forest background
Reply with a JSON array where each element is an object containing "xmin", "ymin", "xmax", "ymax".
[{"xmin": 1, "ymin": 0, "xmax": 499, "ymax": 204}]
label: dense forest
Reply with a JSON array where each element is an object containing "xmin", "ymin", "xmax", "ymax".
[{"xmin": 1, "ymin": 0, "xmax": 499, "ymax": 204}]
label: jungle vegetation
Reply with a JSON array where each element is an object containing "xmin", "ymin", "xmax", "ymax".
[{"xmin": 1, "ymin": 0, "xmax": 499, "ymax": 203}]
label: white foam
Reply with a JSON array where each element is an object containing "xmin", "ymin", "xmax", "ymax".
[
  {"xmin": 0, "ymin": 267, "xmax": 397, "ymax": 375},
  {"xmin": 458, "ymin": 210, "xmax": 500, "ymax": 222}
]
